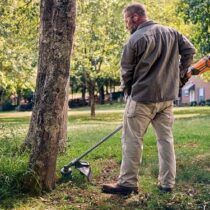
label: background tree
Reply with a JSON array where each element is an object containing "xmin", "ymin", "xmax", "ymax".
[
  {"xmin": 70, "ymin": 0, "xmax": 196, "ymax": 116},
  {"xmin": 143, "ymin": 0, "xmax": 195, "ymax": 35},
  {"xmin": 71, "ymin": 0, "xmax": 127, "ymax": 116},
  {"xmin": 177, "ymin": 0, "xmax": 210, "ymax": 79},
  {"xmin": 0, "ymin": 0, "xmax": 39, "ymax": 104},
  {"xmin": 177, "ymin": 0, "xmax": 210, "ymax": 55},
  {"xmin": 1, "ymin": 0, "xmax": 202, "ymax": 113},
  {"xmin": 24, "ymin": 0, "xmax": 76, "ymax": 192}
]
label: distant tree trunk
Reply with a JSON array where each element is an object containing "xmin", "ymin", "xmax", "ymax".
[
  {"xmin": 99, "ymin": 85, "xmax": 105, "ymax": 104},
  {"xmin": 88, "ymin": 80, "xmax": 95, "ymax": 117},
  {"xmin": 109, "ymin": 80, "xmax": 112, "ymax": 94},
  {"xmin": 17, "ymin": 89, "xmax": 22, "ymax": 106},
  {"xmin": 105, "ymin": 82, "xmax": 109, "ymax": 94},
  {"xmin": 81, "ymin": 84, "xmax": 86, "ymax": 105},
  {"xmin": 23, "ymin": 0, "xmax": 76, "ymax": 192}
]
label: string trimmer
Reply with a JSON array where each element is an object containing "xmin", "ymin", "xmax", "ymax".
[
  {"xmin": 61, "ymin": 124, "xmax": 122, "ymax": 181},
  {"xmin": 180, "ymin": 55, "xmax": 210, "ymax": 86}
]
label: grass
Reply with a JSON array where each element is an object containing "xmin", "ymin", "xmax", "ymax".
[{"xmin": 0, "ymin": 103, "xmax": 210, "ymax": 209}]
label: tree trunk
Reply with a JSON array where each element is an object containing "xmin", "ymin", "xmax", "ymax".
[
  {"xmin": 99, "ymin": 85, "xmax": 105, "ymax": 104},
  {"xmin": 17, "ymin": 89, "xmax": 22, "ymax": 106},
  {"xmin": 81, "ymin": 84, "xmax": 86, "ymax": 105},
  {"xmin": 23, "ymin": 0, "xmax": 74, "ymax": 152},
  {"xmin": 24, "ymin": 0, "xmax": 76, "ymax": 192},
  {"xmin": 88, "ymin": 81, "xmax": 95, "ymax": 117},
  {"xmin": 105, "ymin": 83, "xmax": 109, "ymax": 94}
]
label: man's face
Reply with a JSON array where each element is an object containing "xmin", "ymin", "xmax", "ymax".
[{"xmin": 124, "ymin": 12, "xmax": 138, "ymax": 34}]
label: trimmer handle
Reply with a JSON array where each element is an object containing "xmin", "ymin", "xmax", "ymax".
[{"xmin": 187, "ymin": 55, "xmax": 210, "ymax": 78}]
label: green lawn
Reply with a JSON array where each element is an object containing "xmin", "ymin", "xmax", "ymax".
[{"xmin": 0, "ymin": 104, "xmax": 210, "ymax": 209}]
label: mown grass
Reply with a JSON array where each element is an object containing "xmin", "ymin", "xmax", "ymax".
[{"xmin": 0, "ymin": 104, "xmax": 210, "ymax": 209}]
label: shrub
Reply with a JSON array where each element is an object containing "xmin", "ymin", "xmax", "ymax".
[
  {"xmin": 68, "ymin": 99, "xmax": 88, "ymax": 108},
  {"xmin": 190, "ymin": 101, "xmax": 197, "ymax": 106},
  {"xmin": 206, "ymin": 99, "xmax": 210, "ymax": 106},
  {"xmin": 199, "ymin": 100, "xmax": 206, "ymax": 106},
  {"xmin": 1, "ymin": 101, "xmax": 16, "ymax": 111},
  {"xmin": 17, "ymin": 102, "xmax": 33, "ymax": 111}
]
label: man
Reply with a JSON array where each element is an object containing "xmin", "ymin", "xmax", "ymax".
[{"xmin": 102, "ymin": 3, "xmax": 195, "ymax": 195}]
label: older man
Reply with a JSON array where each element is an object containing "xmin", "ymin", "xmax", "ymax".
[{"xmin": 102, "ymin": 3, "xmax": 195, "ymax": 195}]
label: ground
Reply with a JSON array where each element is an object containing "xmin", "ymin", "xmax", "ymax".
[{"xmin": 0, "ymin": 104, "xmax": 210, "ymax": 209}]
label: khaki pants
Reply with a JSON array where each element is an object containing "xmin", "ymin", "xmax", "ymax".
[{"xmin": 118, "ymin": 98, "xmax": 176, "ymax": 188}]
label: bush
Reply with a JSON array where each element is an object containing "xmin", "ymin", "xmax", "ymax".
[
  {"xmin": 190, "ymin": 101, "xmax": 197, "ymax": 106},
  {"xmin": 68, "ymin": 99, "xmax": 88, "ymax": 108},
  {"xmin": 111, "ymin": 91, "xmax": 123, "ymax": 100},
  {"xmin": 199, "ymin": 100, "xmax": 206, "ymax": 106},
  {"xmin": 17, "ymin": 102, "xmax": 33, "ymax": 111},
  {"xmin": 1, "ymin": 101, "xmax": 16, "ymax": 111},
  {"xmin": 206, "ymin": 99, "xmax": 210, "ymax": 106},
  {"xmin": 22, "ymin": 89, "xmax": 34, "ymax": 103}
]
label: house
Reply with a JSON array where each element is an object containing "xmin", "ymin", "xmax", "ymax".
[{"xmin": 181, "ymin": 76, "xmax": 210, "ymax": 105}]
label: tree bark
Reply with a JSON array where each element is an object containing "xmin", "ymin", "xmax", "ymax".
[
  {"xmin": 17, "ymin": 89, "xmax": 22, "ymax": 106},
  {"xmin": 58, "ymin": 80, "xmax": 69, "ymax": 152},
  {"xmin": 99, "ymin": 85, "xmax": 105, "ymax": 104},
  {"xmin": 24, "ymin": 0, "xmax": 76, "ymax": 192},
  {"xmin": 81, "ymin": 84, "xmax": 86, "ymax": 105},
  {"xmin": 23, "ymin": 2, "xmax": 73, "ymax": 152},
  {"xmin": 88, "ymin": 80, "xmax": 95, "ymax": 117}
]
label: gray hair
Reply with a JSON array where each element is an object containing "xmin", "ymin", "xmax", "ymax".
[{"xmin": 123, "ymin": 3, "xmax": 147, "ymax": 17}]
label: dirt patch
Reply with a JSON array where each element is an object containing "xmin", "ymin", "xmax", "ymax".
[
  {"xmin": 196, "ymin": 153, "xmax": 210, "ymax": 160},
  {"xmin": 96, "ymin": 159, "xmax": 120, "ymax": 184},
  {"xmin": 176, "ymin": 142, "xmax": 198, "ymax": 149}
]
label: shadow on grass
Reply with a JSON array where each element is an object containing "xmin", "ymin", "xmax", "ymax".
[
  {"xmin": 0, "ymin": 116, "xmax": 30, "ymax": 124},
  {"xmin": 0, "ymin": 109, "xmax": 210, "ymax": 209},
  {"xmin": 1, "ymin": 156, "xmax": 209, "ymax": 210},
  {"xmin": 177, "ymin": 154, "xmax": 210, "ymax": 184}
]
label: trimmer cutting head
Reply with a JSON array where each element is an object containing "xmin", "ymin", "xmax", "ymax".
[
  {"xmin": 60, "ymin": 125, "xmax": 123, "ymax": 182},
  {"xmin": 60, "ymin": 166, "xmax": 73, "ymax": 178},
  {"xmin": 60, "ymin": 160, "xmax": 92, "ymax": 181}
]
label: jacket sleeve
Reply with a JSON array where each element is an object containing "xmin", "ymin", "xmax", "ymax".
[
  {"xmin": 178, "ymin": 33, "xmax": 196, "ymax": 77},
  {"xmin": 120, "ymin": 40, "xmax": 136, "ymax": 96}
]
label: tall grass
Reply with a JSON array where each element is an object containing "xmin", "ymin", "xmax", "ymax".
[{"xmin": 0, "ymin": 124, "xmax": 29, "ymax": 201}]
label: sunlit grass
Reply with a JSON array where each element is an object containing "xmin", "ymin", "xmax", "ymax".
[{"xmin": 0, "ymin": 104, "xmax": 210, "ymax": 209}]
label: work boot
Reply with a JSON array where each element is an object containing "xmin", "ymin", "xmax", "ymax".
[
  {"xmin": 101, "ymin": 183, "xmax": 138, "ymax": 196},
  {"xmin": 158, "ymin": 184, "xmax": 173, "ymax": 193}
]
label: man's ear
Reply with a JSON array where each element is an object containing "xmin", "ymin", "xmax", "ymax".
[{"xmin": 133, "ymin": 14, "xmax": 140, "ymax": 22}]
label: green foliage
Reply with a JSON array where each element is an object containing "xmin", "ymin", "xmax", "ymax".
[
  {"xmin": 71, "ymin": 0, "xmax": 127, "ymax": 95},
  {"xmin": 71, "ymin": 0, "xmax": 197, "ymax": 96},
  {"xmin": 143, "ymin": 0, "xmax": 196, "ymax": 37},
  {"xmin": 1, "ymin": 0, "xmax": 203, "ymax": 99},
  {"xmin": 0, "ymin": 0, "xmax": 39, "ymax": 98},
  {"xmin": 177, "ymin": 0, "xmax": 210, "ymax": 55}
]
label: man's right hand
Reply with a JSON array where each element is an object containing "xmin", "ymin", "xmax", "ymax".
[{"xmin": 180, "ymin": 72, "xmax": 190, "ymax": 88}]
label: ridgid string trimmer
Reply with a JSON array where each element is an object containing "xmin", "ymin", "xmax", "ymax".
[
  {"xmin": 61, "ymin": 55, "xmax": 210, "ymax": 181},
  {"xmin": 60, "ymin": 125, "xmax": 123, "ymax": 181},
  {"xmin": 188, "ymin": 55, "xmax": 210, "ymax": 77},
  {"xmin": 180, "ymin": 55, "xmax": 210, "ymax": 87}
]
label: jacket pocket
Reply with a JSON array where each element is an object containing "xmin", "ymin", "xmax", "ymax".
[{"xmin": 126, "ymin": 98, "xmax": 137, "ymax": 118}]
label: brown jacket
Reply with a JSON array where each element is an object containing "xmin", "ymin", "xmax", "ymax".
[{"xmin": 121, "ymin": 20, "xmax": 195, "ymax": 102}]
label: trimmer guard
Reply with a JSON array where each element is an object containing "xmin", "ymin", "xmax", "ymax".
[{"xmin": 75, "ymin": 160, "xmax": 92, "ymax": 181}]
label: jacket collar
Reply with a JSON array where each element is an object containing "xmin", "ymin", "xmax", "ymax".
[{"xmin": 137, "ymin": 20, "xmax": 157, "ymax": 30}]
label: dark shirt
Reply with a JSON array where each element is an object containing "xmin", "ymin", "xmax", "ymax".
[{"xmin": 120, "ymin": 20, "xmax": 195, "ymax": 102}]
